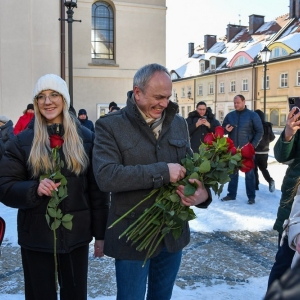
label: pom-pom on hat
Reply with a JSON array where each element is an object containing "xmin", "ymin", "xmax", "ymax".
[{"xmin": 32, "ymin": 74, "xmax": 70, "ymax": 108}]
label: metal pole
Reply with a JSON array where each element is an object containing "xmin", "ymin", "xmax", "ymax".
[
  {"xmin": 60, "ymin": 0, "xmax": 65, "ymax": 80},
  {"xmin": 263, "ymin": 62, "xmax": 267, "ymax": 118},
  {"xmin": 67, "ymin": 8, "xmax": 74, "ymax": 107}
]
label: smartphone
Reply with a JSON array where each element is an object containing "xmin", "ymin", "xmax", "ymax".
[{"xmin": 288, "ymin": 97, "xmax": 300, "ymax": 120}]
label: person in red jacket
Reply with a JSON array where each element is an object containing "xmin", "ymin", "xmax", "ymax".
[{"xmin": 13, "ymin": 104, "xmax": 34, "ymax": 134}]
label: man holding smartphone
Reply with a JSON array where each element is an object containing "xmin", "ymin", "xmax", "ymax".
[
  {"xmin": 186, "ymin": 101, "xmax": 220, "ymax": 153},
  {"xmin": 221, "ymin": 94, "xmax": 263, "ymax": 204}
]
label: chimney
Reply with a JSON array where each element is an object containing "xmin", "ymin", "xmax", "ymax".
[
  {"xmin": 226, "ymin": 24, "xmax": 246, "ymax": 42},
  {"xmin": 188, "ymin": 42, "xmax": 194, "ymax": 57},
  {"xmin": 290, "ymin": 0, "xmax": 295, "ymax": 17},
  {"xmin": 249, "ymin": 14, "xmax": 265, "ymax": 34},
  {"xmin": 296, "ymin": 0, "xmax": 300, "ymax": 18},
  {"xmin": 204, "ymin": 35, "xmax": 216, "ymax": 52}
]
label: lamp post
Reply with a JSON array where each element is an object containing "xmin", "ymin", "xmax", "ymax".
[
  {"xmin": 260, "ymin": 46, "xmax": 271, "ymax": 118},
  {"xmin": 59, "ymin": 0, "xmax": 81, "ymax": 107},
  {"xmin": 187, "ymin": 90, "xmax": 195, "ymax": 109}
]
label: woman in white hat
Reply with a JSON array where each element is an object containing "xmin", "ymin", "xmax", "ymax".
[{"xmin": 0, "ymin": 74, "xmax": 109, "ymax": 299}]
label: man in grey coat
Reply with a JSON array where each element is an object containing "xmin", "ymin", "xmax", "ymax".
[
  {"xmin": 221, "ymin": 94, "xmax": 263, "ymax": 204},
  {"xmin": 93, "ymin": 63, "xmax": 211, "ymax": 300}
]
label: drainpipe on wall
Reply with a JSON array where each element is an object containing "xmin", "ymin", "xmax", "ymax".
[
  {"xmin": 214, "ymin": 73, "xmax": 217, "ymax": 113},
  {"xmin": 194, "ymin": 78, "xmax": 196, "ymax": 110},
  {"xmin": 60, "ymin": 0, "xmax": 66, "ymax": 80}
]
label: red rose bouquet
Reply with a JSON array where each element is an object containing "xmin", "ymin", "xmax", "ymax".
[
  {"xmin": 109, "ymin": 126, "xmax": 255, "ymax": 264},
  {"xmin": 40, "ymin": 134, "xmax": 72, "ymax": 291}
]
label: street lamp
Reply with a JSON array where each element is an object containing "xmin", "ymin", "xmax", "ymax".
[
  {"xmin": 260, "ymin": 46, "xmax": 271, "ymax": 118},
  {"xmin": 187, "ymin": 90, "xmax": 195, "ymax": 109},
  {"xmin": 59, "ymin": 0, "xmax": 81, "ymax": 107}
]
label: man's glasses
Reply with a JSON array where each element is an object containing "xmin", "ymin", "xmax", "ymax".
[{"xmin": 35, "ymin": 93, "xmax": 61, "ymax": 103}]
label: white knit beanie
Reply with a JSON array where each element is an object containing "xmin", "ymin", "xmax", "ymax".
[{"xmin": 32, "ymin": 74, "xmax": 70, "ymax": 108}]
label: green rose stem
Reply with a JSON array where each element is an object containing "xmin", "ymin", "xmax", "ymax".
[
  {"xmin": 40, "ymin": 137, "xmax": 73, "ymax": 293},
  {"xmin": 107, "ymin": 189, "xmax": 159, "ymax": 229},
  {"xmin": 53, "ymin": 217, "xmax": 58, "ymax": 292}
]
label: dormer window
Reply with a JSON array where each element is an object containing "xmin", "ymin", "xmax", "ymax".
[
  {"xmin": 199, "ymin": 62, "xmax": 205, "ymax": 74},
  {"xmin": 210, "ymin": 57, "xmax": 216, "ymax": 70},
  {"xmin": 233, "ymin": 56, "xmax": 250, "ymax": 67},
  {"xmin": 171, "ymin": 73, "xmax": 178, "ymax": 80},
  {"xmin": 270, "ymin": 47, "xmax": 288, "ymax": 59}
]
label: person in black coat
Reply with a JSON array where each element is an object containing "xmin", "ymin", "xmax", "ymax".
[
  {"xmin": 186, "ymin": 101, "xmax": 221, "ymax": 153},
  {"xmin": 254, "ymin": 109, "xmax": 276, "ymax": 193},
  {"xmin": 78, "ymin": 108, "xmax": 95, "ymax": 132},
  {"xmin": 0, "ymin": 74, "xmax": 109, "ymax": 300},
  {"xmin": 0, "ymin": 115, "xmax": 14, "ymax": 160}
]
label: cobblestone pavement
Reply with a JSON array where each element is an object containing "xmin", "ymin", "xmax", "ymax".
[{"xmin": 0, "ymin": 230, "xmax": 277, "ymax": 298}]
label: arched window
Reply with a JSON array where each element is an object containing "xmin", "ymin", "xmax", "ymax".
[
  {"xmin": 270, "ymin": 47, "xmax": 288, "ymax": 59},
  {"xmin": 233, "ymin": 56, "xmax": 250, "ymax": 67},
  {"xmin": 171, "ymin": 73, "xmax": 178, "ymax": 80},
  {"xmin": 91, "ymin": 2, "xmax": 114, "ymax": 60}
]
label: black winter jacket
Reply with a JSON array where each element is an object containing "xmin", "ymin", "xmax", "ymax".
[
  {"xmin": 78, "ymin": 117, "xmax": 95, "ymax": 132},
  {"xmin": 0, "ymin": 121, "xmax": 109, "ymax": 253},
  {"xmin": 255, "ymin": 122, "xmax": 275, "ymax": 153},
  {"xmin": 0, "ymin": 120, "xmax": 14, "ymax": 160},
  {"xmin": 186, "ymin": 108, "xmax": 221, "ymax": 153},
  {"xmin": 222, "ymin": 107, "xmax": 263, "ymax": 148}
]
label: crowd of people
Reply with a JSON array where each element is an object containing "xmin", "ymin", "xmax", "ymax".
[{"xmin": 0, "ymin": 63, "xmax": 299, "ymax": 299}]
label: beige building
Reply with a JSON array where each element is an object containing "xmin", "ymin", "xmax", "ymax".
[
  {"xmin": 0, "ymin": 0, "xmax": 166, "ymax": 124},
  {"xmin": 170, "ymin": 4, "xmax": 300, "ymax": 127}
]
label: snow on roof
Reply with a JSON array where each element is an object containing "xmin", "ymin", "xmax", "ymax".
[
  {"xmin": 174, "ymin": 59, "xmax": 200, "ymax": 78},
  {"xmin": 169, "ymin": 14, "xmax": 297, "ymax": 79},
  {"xmin": 279, "ymin": 18, "xmax": 300, "ymax": 39},
  {"xmin": 243, "ymin": 41, "xmax": 265, "ymax": 58},
  {"xmin": 276, "ymin": 32, "xmax": 300, "ymax": 51},
  {"xmin": 207, "ymin": 42, "xmax": 226, "ymax": 54},
  {"xmin": 255, "ymin": 20, "xmax": 279, "ymax": 35}
]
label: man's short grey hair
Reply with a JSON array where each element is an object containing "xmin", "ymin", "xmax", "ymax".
[{"xmin": 133, "ymin": 63, "xmax": 170, "ymax": 92}]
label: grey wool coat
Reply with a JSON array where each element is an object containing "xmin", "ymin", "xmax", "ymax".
[{"xmin": 93, "ymin": 92, "xmax": 212, "ymax": 260}]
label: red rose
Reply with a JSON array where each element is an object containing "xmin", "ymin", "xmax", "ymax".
[
  {"xmin": 240, "ymin": 158, "xmax": 255, "ymax": 173},
  {"xmin": 215, "ymin": 126, "xmax": 224, "ymax": 138},
  {"xmin": 204, "ymin": 132, "xmax": 215, "ymax": 145},
  {"xmin": 226, "ymin": 137, "xmax": 234, "ymax": 147},
  {"xmin": 241, "ymin": 143, "xmax": 255, "ymax": 159},
  {"xmin": 228, "ymin": 146, "xmax": 237, "ymax": 155},
  {"xmin": 49, "ymin": 135, "xmax": 64, "ymax": 149}
]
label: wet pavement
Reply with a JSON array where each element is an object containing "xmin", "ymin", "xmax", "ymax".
[{"xmin": 0, "ymin": 230, "xmax": 277, "ymax": 298}]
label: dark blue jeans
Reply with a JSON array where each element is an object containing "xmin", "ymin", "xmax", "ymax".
[
  {"xmin": 115, "ymin": 247, "xmax": 182, "ymax": 300},
  {"xmin": 267, "ymin": 233, "xmax": 295, "ymax": 290},
  {"xmin": 227, "ymin": 169, "xmax": 256, "ymax": 200}
]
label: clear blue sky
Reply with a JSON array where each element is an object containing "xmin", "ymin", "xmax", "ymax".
[{"xmin": 166, "ymin": 0, "xmax": 290, "ymax": 68}]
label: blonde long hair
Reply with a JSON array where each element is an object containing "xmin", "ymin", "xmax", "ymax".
[{"xmin": 28, "ymin": 100, "xmax": 89, "ymax": 177}]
